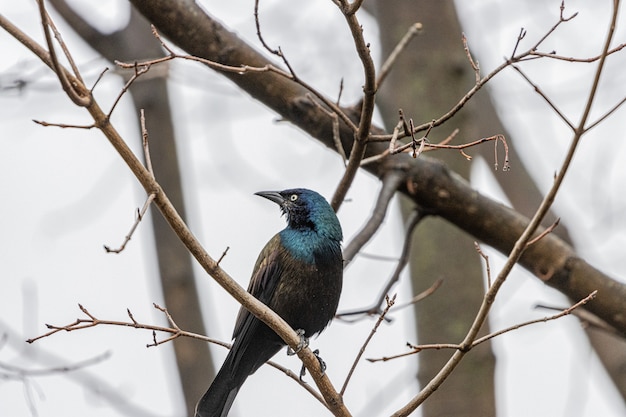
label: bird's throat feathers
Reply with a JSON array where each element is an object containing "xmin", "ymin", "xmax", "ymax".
[{"xmin": 279, "ymin": 227, "xmax": 341, "ymax": 264}]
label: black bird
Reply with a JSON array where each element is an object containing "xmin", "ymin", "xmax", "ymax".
[{"xmin": 195, "ymin": 188, "xmax": 343, "ymax": 417}]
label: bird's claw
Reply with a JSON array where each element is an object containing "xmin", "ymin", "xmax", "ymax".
[
  {"xmin": 299, "ymin": 349, "xmax": 326, "ymax": 381},
  {"xmin": 287, "ymin": 329, "xmax": 309, "ymax": 356}
]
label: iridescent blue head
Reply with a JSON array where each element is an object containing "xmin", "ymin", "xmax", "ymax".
[{"xmin": 255, "ymin": 188, "xmax": 342, "ymax": 243}]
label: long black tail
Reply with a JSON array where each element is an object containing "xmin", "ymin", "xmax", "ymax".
[
  {"xmin": 195, "ymin": 328, "xmax": 283, "ymax": 417},
  {"xmin": 194, "ymin": 352, "xmax": 242, "ymax": 417}
]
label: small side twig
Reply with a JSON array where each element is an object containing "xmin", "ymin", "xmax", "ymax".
[
  {"xmin": 377, "ymin": 23, "xmax": 422, "ymax": 90},
  {"xmin": 525, "ymin": 218, "xmax": 560, "ymax": 248},
  {"xmin": 338, "ymin": 209, "xmax": 429, "ymax": 320},
  {"xmin": 368, "ymin": 290, "xmax": 598, "ymax": 363},
  {"xmin": 216, "ymin": 246, "xmax": 230, "ymax": 266},
  {"xmin": 511, "ymin": 64, "xmax": 574, "ymax": 130},
  {"xmin": 25, "ymin": 303, "xmax": 328, "ymax": 406},
  {"xmin": 462, "ymin": 33, "xmax": 480, "ymax": 83},
  {"xmin": 474, "ymin": 242, "xmax": 492, "ymax": 288},
  {"xmin": 343, "ymin": 171, "xmax": 405, "ymax": 265},
  {"xmin": 340, "ymin": 294, "xmax": 396, "ymax": 395},
  {"xmin": 36, "ymin": 0, "xmax": 90, "ymax": 107},
  {"xmin": 104, "ymin": 109, "xmax": 157, "ymax": 253},
  {"xmin": 254, "ymin": 0, "xmax": 297, "ymax": 77},
  {"xmin": 307, "ymin": 93, "xmax": 348, "ymax": 164},
  {"xmin": 107, "ymin": 62, "xmax": 151, "ymax": 119}
]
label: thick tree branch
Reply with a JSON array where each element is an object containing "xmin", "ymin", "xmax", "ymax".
[{"xmin": 127, "ymin": 0, "xmax": 626, "ymax": 336}]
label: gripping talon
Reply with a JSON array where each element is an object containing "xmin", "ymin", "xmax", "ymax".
[
  {"xmin": 287, "ymin": 329, "xmax": 309, "ymax": 356},
  {"xmin": 299, "ymin": 349, "xmax": 326, "ymax": 382}
]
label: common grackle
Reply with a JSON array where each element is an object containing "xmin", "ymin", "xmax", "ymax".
[{"xmin": 195, "ymin": 188, "xmax": 343, "ymax": 417}]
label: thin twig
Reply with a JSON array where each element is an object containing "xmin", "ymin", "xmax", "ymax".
[
  {"xmin": 254, "ymin": 0, "xmax": 297, "ymax": 77},
  {"xmin": 32, "ymin": 120, "xmax": 95, "ymax": 129},
  {"xmin": 103, "ymin": 193, "xmax": 156, "ymax": 254},
  {"xmin": 330, "ymin": 0, "xmax": 378, "ymax": 211},
  {"xmin": 25, "ymin": 303, "xmax": 328, "ymax": 406},
  {"xmin": 529, "ymin": 42, "xmax": 626, "ymax": 62},
  {"xmin": 107, "ymin": 62, "xmax": 151, "ymax": 119},
  {"xmin": 340, "ymin": 294, "xmax": 396, "ymax": 395},
  {"xmin": 585, "ymin": 94, "xmax": 626, "ymax": 131},
  {"xmin": 338, "ymin": 209, "xmax": 427, "ymax": 320},
  {"xmin": 370, "ymin": 290, "xmax": 597, "ymax": 363},
  {"xmin": 216, "ymin": 246, "xmax": 230, "ymax": 266},
  {"xmin": 511, "ymin": 65, "xmax": 574, "ymax": 130},
  {"xmin": 389, "ymin": 279, "xmax": 443, "ymax": 313},
  {"xmin": 36, "ymin": 0, "xmax": 90, "ymax": 106},
  {"xmin": 343, "ymin": 171, "xmax": 405, "ymax": 265},
  {"xmin": 472, "ymin": 290, "xmax": 597, "ymax": 345},
  {"xmin": 526, "ymin": 218, "xmax": 560, "ymax": 248},
  {"xmin": 474, "ymin": 242, "xmax": 492, "ymax": 288},
  {"xmin": 307, "ymin": 93, "xmax": 348, "ymax": 164},
  {"xmin": 377, "ymin": 23, "xmax": 422, "ymax": 90},
  {"xmin": 0, "ymin": 351, "xmax": 111, "ymax": 377},
  {"xmin": 462, "ymin": 33, "xmax": 480, "ymax": 83},
  {"xmin": 140, "ymin": 109, "xmax": 155, "ymax": 176}
]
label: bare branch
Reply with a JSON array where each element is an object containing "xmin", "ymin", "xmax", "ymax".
[
  {"xmin": 462, "ymin": 33, "xmax": 480, "ymax": 83},
  {"xmin": 216, "ymin": 246, "xmax": 230, "ymax": 266},
  {"xmin": 526, "ymin": 218, "xmax": 560, "ymax": 248},
  {"xmin": 474, "ymin": 242, "xmax": 492, "ymax": 288},
  {"xmin": 104, "ymin": 109, "xmax": 157, "ymax": 253},
  {"xmin": 343, "ymin": 171, "xmax": 405, "ymax": 264},
  {"xmin": 36, "ymin": 0, "xmax": 90, "ymax": 106},
  {"xmin": 0, "ymin": 351, "xmax": 111, "ymax": 377},
  {"xmin": 377, "ymin": 23, "xmax": 423, "ymax": 90},
  {"xmin": 25, "ymin": 304, "xmax": 329, "ymax": 407},
  {"xmin": 254, "ymin": 0, "xmax": 297, "ymax": 77},
  {"xmin": 340, "ymin": 294, "xmax": 396, "ymax": 395},
  {"xmin": 511, "ymin": 65, "xmax": 574, "ymax": 130},
  {"xmin": 338, "ymin": 209, "xmax": 427, "ymax": 320},
  {"xmin": 331, "ymin": 0, "xmax": 378, "ymax": 211},
  {"xmin": 370, "ymin": 290, "xmax": 598, "ymax": 363}
]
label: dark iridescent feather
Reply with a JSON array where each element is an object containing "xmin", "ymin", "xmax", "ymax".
[{"xmin": 195, "ymin": 189, "xmax": 343, "ymax": 417}]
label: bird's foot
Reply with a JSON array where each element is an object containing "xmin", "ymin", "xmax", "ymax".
[
  {"xmin": 299, "ymin": 349, "xmax": 326, "ymax": 381},
  {"xmin": 287, "ymin": 329, "xmax": 309, "ymax": 356}
]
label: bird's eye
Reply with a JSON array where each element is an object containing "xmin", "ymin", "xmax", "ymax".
[{"xmin": 290, "ymin": 194, "xmax": 298, "ymax": 202}]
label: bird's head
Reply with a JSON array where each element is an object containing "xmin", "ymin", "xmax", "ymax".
[{"xmin": 255, "ymin": 188, "xmax": 342, "ymax": 242}]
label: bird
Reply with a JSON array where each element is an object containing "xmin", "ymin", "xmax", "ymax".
[{"xmin": 195, "ymin": 188, "xmax": 343, "ymax": 417}]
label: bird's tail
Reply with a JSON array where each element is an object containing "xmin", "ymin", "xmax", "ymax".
[{"xmin": 195, "ymin": 359, "xmax": 243, "ymax": 417}]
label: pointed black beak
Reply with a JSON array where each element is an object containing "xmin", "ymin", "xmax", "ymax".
[{"xmin": 254, "ymin": 191, "xmax": 285, "ymax": 206}]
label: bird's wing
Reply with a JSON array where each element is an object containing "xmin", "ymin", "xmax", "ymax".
[{"xmin": 232, "ymin": 234, "xmax": 283, "ymax": 339}]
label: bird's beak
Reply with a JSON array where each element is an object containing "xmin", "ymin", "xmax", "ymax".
[{"xmin": 254, "ymin": 191, "xmax": 286, "ymax": 206}]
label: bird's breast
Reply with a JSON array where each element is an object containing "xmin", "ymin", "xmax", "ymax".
[{"xmin": 271, "ymin": 233, "xmax": 343, "ymax": 337}]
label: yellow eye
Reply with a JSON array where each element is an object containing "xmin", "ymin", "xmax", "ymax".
[{"xmin": 290, "ymin": 194, "xmax": 298, "ymax": 202}]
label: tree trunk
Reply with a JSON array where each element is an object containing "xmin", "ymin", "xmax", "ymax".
[{"xmin": 375, "ymin": 1, "xmax": 497, "ymax": 415}]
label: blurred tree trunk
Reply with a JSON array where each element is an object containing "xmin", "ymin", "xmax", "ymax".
[
  {"xmin": 49, "ymin": 3, "xmax": 214, "ymax": 414},
  {"xmin": 375, "ymin": 0, "xmax": 626, "ymax": 412},
  {"xmin": 375, "ymin": 2, "xmax": 497, "ymax": 415}
]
